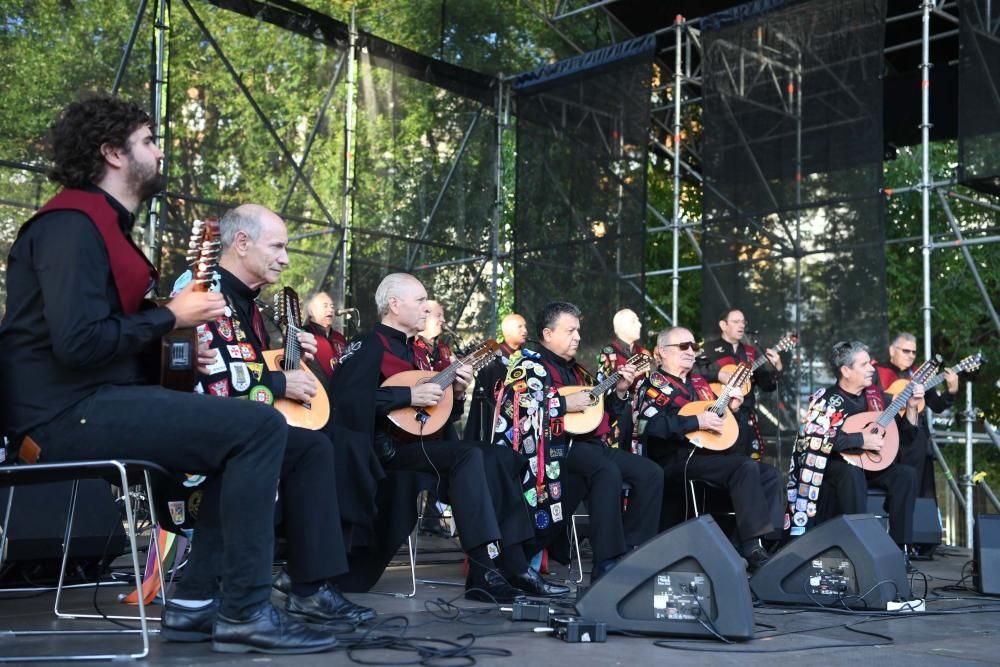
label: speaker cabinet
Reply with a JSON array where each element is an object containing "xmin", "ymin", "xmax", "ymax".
[
  {"xmin": 912, "ymin": 498, "xmax": 942, "ymax": 546},
  {"xmin": 750, "ymin": 514, "xmax": 910, "ymax": 608},
  {"xmin": 974, "ymin": 514, "xmax": 1000, "ymax": 596},
  {"xmin": 575, "ymin": 515, "xmax": 754, "ymax": 640}
]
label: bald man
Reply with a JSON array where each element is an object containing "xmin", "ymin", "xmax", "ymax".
[
  {"xmin": 304, "ymin": 292, "xmax": 349, "ymax": 383},
  {"xmin": 414, "ymin": 300, "xmax": 454, "ymax": 372},
  {"xmin": 596, "ymin": 308, "xmax": 650, "ymax": 449},
  {"xmin": 463, "ymin": 313, "xmax": 528, "ymax": 442}
]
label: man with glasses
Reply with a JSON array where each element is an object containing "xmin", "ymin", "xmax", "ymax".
[
  {"xmin": 698, "ymin": 308, "xmax": 782, "ymax": 461},
  {"xmin": 627, "ymin": 327, "xmax": 785, "ymax": 572}
]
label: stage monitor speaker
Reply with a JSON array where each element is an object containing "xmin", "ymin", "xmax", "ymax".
[
  {"xmin": 0, "ymin": 480, "xmax": 127, "ymax": 564},
  {"xmin": 912, "ymin": 498, "xmax": 942, "ymax": 546},
  {"xmin": 575, "ymin": 515, "xmax": 754, "ymax": 640},
  {"xmin": 974, "ymin": 514, "xmax": 1000, "ymax": 595},
  {"xmin": 750, "ymin": 514, "xmax": 910, "ymax": 609}
]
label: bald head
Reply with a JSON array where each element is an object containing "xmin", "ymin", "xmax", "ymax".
[
  {"xmin": 501, "ymin": 313, "xmax": 528, "ymax": 349},
  {"xmin": 613, "ymin": 308, "xmax": 641, "ymax": 345},
  {"xmin": 218, "ymin": 204, "xmax": 289, "ymax": 290}
]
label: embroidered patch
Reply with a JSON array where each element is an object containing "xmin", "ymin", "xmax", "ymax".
[
  {"xmin": 545, "ymin": 461, "xmax": 560, "ymax": 479},
  {"xmin": 168, "ymin": 501, "xmax": 186, "ymax": 525},
  {"xmin": 548, "ymin": 482, "xmax": 562, "ymax": 500},
  {"xmin": 808, "ymin": 485, "xmax": 820, "ymax": 501},
  {"xmin": 230, "ymin": 362, "xmax": 252, "ymax": 392},
  {"xmin": 239, "ymin": 342, "xmax": 257, "ymax": 361},
  {"xmin": 183, "ymin": 473, "xmax": 207, "ymax": 488},
  {"xmin": 524, "ymin": 488, "xmax": 537, "ymax": 507},
  {"xmin": 793, "ymin": 511, "xmax": 808, "ymax": 527},
  {"xmin": 246, "ymin": 362, "xmax": 264, "ymax": 381},
  {"xmin": 812, "ymin": 472, "xmax": 824, "ymax": 486},
  {"xmin": 815, "ymin": 456, "xmax": 827, "ymax": 470},
  {"xmin": 249, "ymin": 384, "xmax": 274, "ymax": 405},
  {"xmin": 207, "ymin": 379, "xmax": 230, "ymax": 396},
  {"xmin": 204, "ymin": 349, "xmax": 228, "ymax": 375},
  {"xmin": 339, "ymin": 340, "xmax": 362, "ymax": 363},
  {"xmin": 214, "ymin": 317, "xmax": 234, "ymax": 341},
  {"xmin": 226, "ymin": 344, "xmax": 243, "ymax": 359},
  {"xmin": 486, "ymin": 542, "xmax": 500, "ymax": 559},
  {"xmin": 535, "ymin": 510, "xmax": 551, "ymax": 530},
  {"xmin": 551, "ymin": 502, "xmax": 563, "ymax": 522}
]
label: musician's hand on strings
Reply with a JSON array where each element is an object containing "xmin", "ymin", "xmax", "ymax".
[
  {"xmin": 697, "ymin": 411, "xmax": 725, "ymax": 434},
  {"xmin": 765, "ymin": 347, "xmax": 783, "ymax": 372},
  {"xmin": 196, "ymin": 341, "xmax": 217, "ymax": 376},
  {"xmin": 166, "ymin": 283, "xmax": 227, "ymax": 328},
  {"xmin": 616, "ymin": 364, "xmax": 637, "ymax": 397},
  {"xmin": 728, "ymin": 386, "xmax": 745, "ymax": 412},
  {"xmin": 565, "ymin": 391, "xmax": 595, "ymax": 413},
  {"xmin": 861, "ymin": 427, "xmax": 885, "ymax": 451},
  {"xmin": 283, "ymin": 369, "xmax": 317, "ymax": 403},
  {"xmin": 718, "ymin": 369, "xmax": 733, "ymax": 383},
  {"xmin": 296, "ymin": 331, "xmax": 318, "ymax": 363},
  {"xmin": 410, "ymin": 381, "xmax": 444, "ymax": 407},
  {"xmin": 943, "ymin": 369, "xmax": 959, "ymax": 394}
]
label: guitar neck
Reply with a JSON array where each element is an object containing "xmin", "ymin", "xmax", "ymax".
[
  {"xmin": 284, "ymin": 324, "xmax": 302, "ymax": 369},
  {"xmin": 878, "ymin": 364, "xmax": 936, "ymax": 426},
  {"xmin": 429, "ymin": 346, "xmax": 489, "ymax": 388}
]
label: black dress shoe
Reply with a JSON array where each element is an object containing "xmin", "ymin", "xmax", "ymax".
[
  {"xmin": 744, "ymin": 547, "xmax": 770, "ymax": 573},
  {"xmin": 272, "ymin": 569, "xmax": 292, "ymax": 597},
  {"xmin": 212, "ymin": 602, "xmax": 338, "ymax": 655},
  {"xmin": 287, "ymin": 584, "xmax": 377, "ymax": 624},
  {"xmin": 465, "ymin": 569, "xmax": 527, "ymax": 604},
  {"xmin": 509, "ymin": 569, "xmax": 571, "ymax": 598},
  {"xmin": 162, "ymin": 599, "xmax": 219, "ymax": 642}
]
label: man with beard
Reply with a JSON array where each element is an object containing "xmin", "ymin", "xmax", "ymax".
[
  {"xmin": 630, "ymin": 327, "xmax": 784, "ymax": 571},
  {"xmin": 329, "ymin": 273, "xmax": 568, "ymax": 601},
  {"xmin": 464, "ymin": 313, "xmax": 528, "ymax": 442},
  {"xmin": 161, "ymin": 204, "xmax": 375, "ymax": 644},
  {"xmin": 787, "ymin": 341, "xmax": 921, "ymax": 558},
  {"xmin": 303, "ymin": 291, "xmax": 349, "ymax": 383},
  {"xmin": 698, "ymin": 308, "xmax": 782, "ymax": 461},
  {"xmin": 0, "ymin": 96, "xmax": 335, "ymax": 654},
  {"xmin": 493, "ymin": 302, "xmax": 664, "ymax": 583}
]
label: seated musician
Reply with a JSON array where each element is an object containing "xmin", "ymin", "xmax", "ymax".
[
  {"xmin": 630, "ymin": 327, "xmax": 784, "ymax": 571},
  {"xmin": 698, "ymin": 308, "xmax": 782, "ymax": 461},
  {"xmin": 303, "ymin": 291, "xmax": 349, "ymax": 383},
  {"xmin": 329, "ymin": 273, "xmax": 568, "ymax": 601},
  {"xmin": 464, "ymin": 313, "xmax": 528, "ymax": 442},
  {"xmin": 493, "ymin": 302, "xmax": 664, "ymax": 583},
  {"xmin": 414, "ymin": 300, "xmax": 455, "ymax": 371},
  {"xmin": 0, "ymin": 95, "xmax": 335, "ymax": 654},
  {"xmin": 596, "ymin": 307, "xmax": 650, "ymax": 449},
  {"xmin": 788, "ymin": 341, "xmax": 920, "ymax": 559},
  {"xmin": 161, "ymin": 204, "xmax": 374, "ymax": 644}
]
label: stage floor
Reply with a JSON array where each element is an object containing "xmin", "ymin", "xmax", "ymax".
[{"xmin": 2, "ymin": 538, "xmax": 998, "ymax": 665}]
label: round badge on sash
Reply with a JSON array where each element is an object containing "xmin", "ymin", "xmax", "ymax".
[{"xmin": 249, "ymin": 384, "xmax": 274, "ymax": 405}]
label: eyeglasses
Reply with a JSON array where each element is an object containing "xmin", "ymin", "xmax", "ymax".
[
  {"xmin": 664, "ymin": 341, "xmax": 700, "ymax": 352},
  {"xmin": 894, "ymin": 346, "xmax": 917, "ymax": 355}
]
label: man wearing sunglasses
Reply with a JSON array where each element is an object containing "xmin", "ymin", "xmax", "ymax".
[
  {"xmin": 698, "ymin": 308, "xmax": 782, "ymax": 462},
  {"xmin": 627, "ymin": 327, "xmax": 785, "ymax": 572}
]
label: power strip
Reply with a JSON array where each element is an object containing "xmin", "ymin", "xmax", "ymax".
[{"xmin": 887, "ymin": 599, "xmax": 925, "ymax": 612}]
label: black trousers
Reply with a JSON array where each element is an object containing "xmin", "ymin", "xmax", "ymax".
[
  {"xmin": 564, "ymin": 440, "xmax": 664, "ymax": 563},
  {"xmin": 655, "ymin": 449, "xmax": 780, "ymax": 542},
  {"xmin": 819, "ymin": 457, "xmax": 916, "ymax": 545},
  {"xmin": 384, "ymin": 439, "xmax": 534, "ymax": 553},
  {"xmin": 177, "ymin": 427, "xmax": 350, "ymax": 599},
  {"xmin": 26, "ymin": 384, "xmax": 286, "ymax": 618}
]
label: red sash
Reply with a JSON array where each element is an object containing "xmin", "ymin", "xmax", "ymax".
[
  {"xmin": 863, "ymin": 385, "xmax": 886, "ymax": 412},
  {"xmin": 651, "ymin": 372, "xmax": 715, "ymax": 407},
  {"xmin": 874, "ymin": 361, "xmax": 907, "ymax": 392},
  {"xmin": 375, "ymin": 330, "xmax": 431, "ymax": 379},
  {"xmin": 25, "ymin": 189, "xmax": 157, "ymax": 314},
  {"xmin": 313, "ymin": 334, "xmax": 335, "ymax": 378}
]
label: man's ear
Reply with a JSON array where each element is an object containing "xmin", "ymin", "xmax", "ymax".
[{"xmin": 99, "ymin": 143, "xmax": 126, "ymax": 169}]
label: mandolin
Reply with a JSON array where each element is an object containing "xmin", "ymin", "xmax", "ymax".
[
  {"xmin": 263, "ymin": 287, "xmax": 331, "ymax": 430},
  {"xmin": 382, "ymin": 339, "xmax": 500, "ymax": 437},
  {"xmin": 679, "ymin": 362, "xmax": 753, "ymax": 451},
  {"xmin": 709, "ymin": 334, "xmax": 797, "ymax": 397},
  {"xmin": 883, "ymin": 352, "xmax": 983, "ymax": 415},
  {"xmin": 840, "ymin": 357, "xmax": 939, "ymax": 471},
  {"xmin": 559, "ymin": 353, "xmax": 652, "ymax": 435},
  {"xmin": 160, "ymin": 219, "xmax": 221, "ymax": 392}
]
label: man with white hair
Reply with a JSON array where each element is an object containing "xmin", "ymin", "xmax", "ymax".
[{"xmin": 329, "ymin": 273, "xmax": 568, "ymax": 601}]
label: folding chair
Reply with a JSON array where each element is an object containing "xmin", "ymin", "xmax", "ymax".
[
  {"xmin": 569, "ymin": 482, "xmax": 633, "ymax": 583},
  {"xmin": 0, "ymin": 459, "xmax": 171, "ymax": 662},
  {"xmin": 370, "ymin": 470, "xmax": 438, "ymax": 598}
]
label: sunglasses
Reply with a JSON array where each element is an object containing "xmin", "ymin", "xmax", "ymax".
[
  {"xmin": 894, "ymin": 346, "xmax": 917, "ymax": 355},
  {"xmin": 664, "ymin": 341, "xmax": 700, "ymax": 352}
]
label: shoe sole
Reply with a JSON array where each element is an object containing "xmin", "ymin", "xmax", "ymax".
[
  {"xmin": 161, "ymin": 627, "xmax": 212, "ymax": 643},
  {"xmin": 211, "ymin": 639, "xmax": 338, "ymax": 655}
]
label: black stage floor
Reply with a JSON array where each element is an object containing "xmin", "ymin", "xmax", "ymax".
[{"xmin": 2, "ymin": 537, "xmax": 999, "ymax": 665}]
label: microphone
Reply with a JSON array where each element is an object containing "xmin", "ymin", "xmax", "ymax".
[{"xmin": 334, "ymin": 307, "xmax": 358, "ymax": 318}]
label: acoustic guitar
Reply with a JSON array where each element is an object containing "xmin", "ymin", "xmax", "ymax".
[
  {"xmin": 160, "ymin": 219, "xmax": 221, "ymax": 391},
  {"xmin": 840, "ymin": 357, "xmax": 939, "ymax": 471},
  {"xmin": 382, "ymin": 339, "xmax": 500, "ymax": 437},
  {"xmin": 559, "ymin": 353, "xmax": 652, "ymax": 435},
  {"xmin": 709, "ymin": 335, "xmax": 797, "ymax": 397},
  {"xmin": 884, "ymin": 352, "xmax": 983, "ymax": 415},
  {"xmin": 263, "ymin": 287, "xmax": 331, "ymax": 430},
  {"xmin": 679, "ymin": 362, "xmax": 753, "ymax": 451}
]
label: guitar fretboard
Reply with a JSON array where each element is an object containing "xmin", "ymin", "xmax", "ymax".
[{"xmin": 877, "ymin": 359, "xmax": 938, "ymax": 427}]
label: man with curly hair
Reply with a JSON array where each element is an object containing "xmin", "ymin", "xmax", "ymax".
[{"xmin": 0, "ymin": 95, "xmax": 336, "ymax": 655}]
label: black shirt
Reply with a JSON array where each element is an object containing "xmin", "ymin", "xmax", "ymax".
[
  {"xmin": 698, "ymin": 337, "xmax": 778, "ymax": 412},
  {"xmin": 0, "ymin": 188, "xmax": 175, "ymax": 437},
  {"xmin": 216, "ymin": 267, "xmax": 286, "ymax": 398},
  {"xmin": 825, "ymin": 383, "xmax": 917, "ymax": 453},
  {"xmin": 639, "ymin": 370, "xmax": 705, "ymax": 461}
]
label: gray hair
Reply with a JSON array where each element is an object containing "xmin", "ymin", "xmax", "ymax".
[
  {"xmin": 375, "ymin": 273, "xmax": 416, "ymax": 318},
  {"xmin": 829, "ymin": 340, "xmax": 869, "ymax": 378},
  {"xmin": 535, "ymin": 302, "xmax": 582, "ymax": 338},
  {"xmin": 656, "ymin": 326, "xmax": 691, "ymax": 349},
  {"xmin": 892, "ymin": 332, "xmax": 917, "ymax": 346},
  {"xmin": 219, "ymin": 205, "xmax": 263, "ymax": 251}
]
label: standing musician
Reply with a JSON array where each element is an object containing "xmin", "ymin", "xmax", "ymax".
[
  {"xmin": 464, "ymin": 312, "xmax": 528, "ymax": 442},
  {"xmin": 0, "ymin": 95, "xmax": 335, "ymax": 654},
  {"xmin": 161, "ymin": 204, "xmax": 374, "ymax": 643},
  {"xmin": 596, "ymin": 308, "xmax": 650, "ymax": 449},
  {"xmin": 875, "ymin": 332, "xmax": 958, "ymax": 499},
  {"xmin": 699, "ymin": 308, "xmax": 782, "ymax": 461},
  {"xmin": 329, "ymin": 273, "xmax": 568, "ymax": 601},
  {"xmin": 413, "ymin": 300, "xmax": 455, "ymax": 372},
  {"xmin": 304, "ymin": 291, "xmax": 349, "ymax": 383},
  {"xmin": 630, "ymin": 327, "xmax": 784, "ymax": 571},
  {"xmin": 492, "ymin": 302, "xmax": 664, "ymax": 583},
  {"xmin": 787, "ymin": 341, "xmax": 920, "ymax": 558}
]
